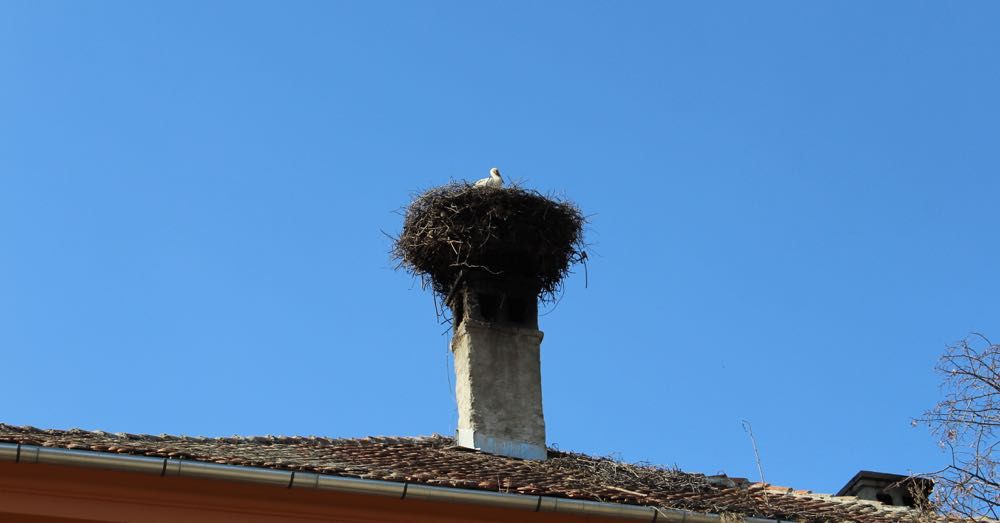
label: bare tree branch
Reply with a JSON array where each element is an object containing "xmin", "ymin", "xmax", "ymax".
[{"xmin": 914, "ymin": 335, "xmax": 999, "ymax": 520}]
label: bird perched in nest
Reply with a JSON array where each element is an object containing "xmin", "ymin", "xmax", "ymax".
[{"xmin": 473, "ymin": 167, "xmax": 504, "ymax": 188}]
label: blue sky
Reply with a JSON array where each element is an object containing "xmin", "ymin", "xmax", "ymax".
[{"xmin": 2, "ymin": 1, "xmax": 998, "ymax": 495}]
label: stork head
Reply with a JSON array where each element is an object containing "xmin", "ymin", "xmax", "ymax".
[{"xmin": 490, "ymin": 167, "xmax": 502, "ymax": 179}]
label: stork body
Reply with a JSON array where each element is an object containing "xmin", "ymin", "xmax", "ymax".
[{"xmin": 474, "ymin": 167, "xmax": 504, "ymax": 188}]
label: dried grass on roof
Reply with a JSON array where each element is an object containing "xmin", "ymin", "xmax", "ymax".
[
  {"xmin": 393, "ymin": 182, "xmax": 586, "ymax": 301},
  {"xmin": 545, "ymin": 450, "xmax": 718, "ymax": 502}
]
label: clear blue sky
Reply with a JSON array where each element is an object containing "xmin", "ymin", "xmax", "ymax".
[{"xmin": 2, "ymin": 1, "xmax": 998, "ymax": 495}]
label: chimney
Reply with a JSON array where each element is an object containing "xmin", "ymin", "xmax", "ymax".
[
  {"xmin": 394, "ymin": 179, "xmax": 585, "ymax": 461},
  {"xmin": 836, "ymin": 471, "xmax": 933, "ymax": 508},
  {"xmin": 449, "ymin": 275, "xmax": 546, "ymax": 460}
]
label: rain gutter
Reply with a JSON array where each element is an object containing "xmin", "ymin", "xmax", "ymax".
[{"xmin": 1, "ymin": 442, "xmax": 780, "ymax": 523}]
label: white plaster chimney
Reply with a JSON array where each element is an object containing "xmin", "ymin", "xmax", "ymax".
[{"xmin": 449, "ymin": 278, "xmax": 547, "ymax": 460}]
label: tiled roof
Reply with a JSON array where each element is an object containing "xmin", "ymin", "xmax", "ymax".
[{"xmin": 0, "ymin": 424, "xmax": 933, "ymax": 522}]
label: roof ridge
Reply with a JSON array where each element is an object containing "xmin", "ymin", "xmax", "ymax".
[{"xmin": 0, "ymin": 424, "xmax": 450, "ymax": 446}]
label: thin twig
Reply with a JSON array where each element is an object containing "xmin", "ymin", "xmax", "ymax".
[{"xmin": 741, "ymin": 420, "xmax": 766, "ymax": 484}]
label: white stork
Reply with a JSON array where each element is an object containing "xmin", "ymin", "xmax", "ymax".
[{"xmin": 474, "ymin": 167, "xmax": 504, "ymax": 188}]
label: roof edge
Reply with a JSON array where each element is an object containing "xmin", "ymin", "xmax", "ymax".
[{"xmin": 1, "ymin": 442, "xmax": 784, "ymax": 523}]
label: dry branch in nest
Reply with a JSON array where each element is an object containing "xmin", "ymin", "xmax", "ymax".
[{"xmin": 393, "ymin": 182, "xmax": 586, "ymax": 302}]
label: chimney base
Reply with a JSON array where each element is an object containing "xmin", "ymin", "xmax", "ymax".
[{"xmin": 455, "ymin": 429, "xmax": 547, "ymax": 461}]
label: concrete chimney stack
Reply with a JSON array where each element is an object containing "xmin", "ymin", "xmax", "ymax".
[
  {"xmin": 449, "ymin": 277, "xmax": 546, "ymax": 460},
  {"xmin": 394, "ymin": 179, "xmax": 585, "ymax": 462}
]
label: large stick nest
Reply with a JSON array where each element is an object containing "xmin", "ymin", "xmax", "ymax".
[{"xmin": 393, "ymin": 182, "xmax": 586, "ymax": 301}]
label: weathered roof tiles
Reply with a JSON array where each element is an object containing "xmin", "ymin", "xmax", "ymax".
[{"xmin": 0, "ymin": 424, "xmax": 935, "ymax": 522}]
